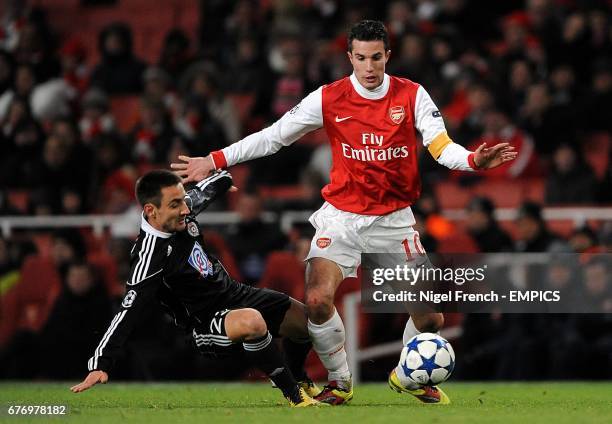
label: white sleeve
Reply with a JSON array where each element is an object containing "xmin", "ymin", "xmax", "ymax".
[
  {"xmin": 414, "ymin": 85, "xmax": 447, "ymax": 147},
  {"xmin": 220, "ymin": 87, "xmax": 323, "ymax": 167},
  {"xmin": 415, "ymin": 85, "xmax": 475, "ymax": 172},
  {"xmin": 437, "ymin": 142, "xmax": 474, "ymax": 171}
]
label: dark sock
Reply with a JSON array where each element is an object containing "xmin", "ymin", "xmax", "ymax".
[
  {"xmin": 243, "ymin": 332, "xmax": 300, "ymax": 401},
  {"xmin": 282, "ymin": 338, "xmax": 312, "ymax": 382}
]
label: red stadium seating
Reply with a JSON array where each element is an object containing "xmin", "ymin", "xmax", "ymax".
[
  {"xmin": 435, "ymin": 178, "xmax": 545, "ymax": 210},
  {"xmin": 0, "ymin": 256, "xmax": 60, "ymax": 346},
  {"xmin": 583, "ymin": 132, "xmax": 610, "ymax": 180},
  {"xmin": 110, "ymin": 95, "xmax": 141, "ymax": 133}
]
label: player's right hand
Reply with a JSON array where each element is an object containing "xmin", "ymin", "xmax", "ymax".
[
  {"xmin": 171, "ymin": 155, "xmax": 215, "ymax": 184},
  {"xmin": 70, "ymin": 370, "xmax": 109, "ymax": 393}
]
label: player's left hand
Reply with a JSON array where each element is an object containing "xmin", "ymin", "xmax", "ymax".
[
  {"xmin": 473, "ymin": 142, "xmax": 518, "ymax": 169},
  {"xmin": 70, "ymin": 370, "xmax": 109, "ymax": 393}
]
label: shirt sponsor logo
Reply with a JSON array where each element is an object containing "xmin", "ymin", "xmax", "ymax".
[
  {"xmin": 188, "ymin": 242, "xmax": 213, "ymax": 278},
  {"xmin": 341, "ymin": 143, "xmax": 409, "ymax": 161},
  {"xmin": 389, "ymin": 105, "xmax": 405, "ymax": 124},
  {"xmin": 317, "ymin": 237, "xmax": 332, "ymax": 248},
  {"xmin": 122, "ymin": 290, "xmax": 137, "ymax": 308},
  {"xmin": 335, "ymin": 115, "xmax": 352, "ymax": 122}
]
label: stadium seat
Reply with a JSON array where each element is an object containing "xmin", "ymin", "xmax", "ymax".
[
  {"xmin": 258, "ymin": 251, "xmax": 305, "ymax": 300},
  {"xmin": 203, "ymin": 231, "xmax": 241, "ymax": 281},
  {"xmin": 258, "ymin": 185, "xmax": 305, "ymax": 201},
  {"xmin": 227, "ymin": 94, "xmax": 255, "ymax": 122},
  {"xmin": 436, "ymin": 228, "xmax": 479, "ymax": 253},
  {"xmin": 0, "ymin": 256, "xmax": 61, "ymax": 346},
  {"xmin": 7, "ymin": 190, "xmax": 29, "ymax": 213},
  {"xmin": 583, "ymin": 132, "xmax": 610, "ymax": 180},
  {"xmin": 110, "ymin": 95, "xmax": 141, "ymax": 133},
  {"xmin": 435, "ymin": 178, "xmax": 546, "ymax": 210},
  {"xmin": 88, "ymin": 252, "xmax": 123, "ymax": 297}
]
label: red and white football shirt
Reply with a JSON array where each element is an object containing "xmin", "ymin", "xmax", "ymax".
[{"xmin": 211, "ymin": 73, "xmax": 474, "ymax": 216}]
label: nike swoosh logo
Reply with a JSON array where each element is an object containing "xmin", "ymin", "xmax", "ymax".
[{"xmin": 335, "ymin": 115, "xmax": 352, "ymax": 122}]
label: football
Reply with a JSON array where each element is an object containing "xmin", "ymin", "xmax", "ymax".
[{"xmin": 399, "ymin": 333, "xmax": 455, "ymax": 386}]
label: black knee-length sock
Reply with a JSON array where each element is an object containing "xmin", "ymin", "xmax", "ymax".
[
  {"xmin": 282, "ymin": 338, "xmax": 312, "ymax": 382},
  {"xmin": 243, "ymin": 332, "xmax": 300, "ymax": 401}
]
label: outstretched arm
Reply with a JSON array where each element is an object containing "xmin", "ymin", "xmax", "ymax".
[
  {"xmin": 70, "ymin": 236, "xmax": 165, "ymax": 393},
  {"xmin": 70, "ymin": 370, "xmax": 108, "ymax": 393},
  {"xmin": 470, "ymin": 142, "xmax": 517, "ymax": 169},
  {"xmin": 184, "ymin": 170, "xmax": 234, "ymax": 216},
  {"xmin": 171, "ymin": 88, "xmax": 324, "ymax": 183},
  {"xmin": 415, "ymin": 86, "xmax": 517, "ymax": 170}
]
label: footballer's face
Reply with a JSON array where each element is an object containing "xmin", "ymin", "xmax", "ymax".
[
  {"xmin": 348, "ymin": 40, "xmax": 390, "ymax": 90},
  {"xmin": 146, "ymin": 184, "xmax": 190, "ymax": 233}
]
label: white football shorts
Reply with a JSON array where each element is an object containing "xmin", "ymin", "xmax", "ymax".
[{"xmin": 305, "ymin": 201, "xmax": 427, "ymax": 278}]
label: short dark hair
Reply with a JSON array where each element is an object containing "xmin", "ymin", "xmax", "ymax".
[
  {"xmin": 135, "ymin": 170, "xmax": 181, "ymax": 207},
  {"xmin": 348, "ymin": 20, "xmax": 389, "ymax": 52}
]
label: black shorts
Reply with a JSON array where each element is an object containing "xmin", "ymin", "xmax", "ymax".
[{"xmin": 191, "ymin": 286, "xmax": 291, "ymax": 358}]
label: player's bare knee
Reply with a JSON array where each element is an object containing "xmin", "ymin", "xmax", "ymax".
[
  {"xmin": 413, "ymin": 313, "xmax": 444, "ymax": 333},
  {"xmin": 305, "ymin": 290, "xmax": 334, "ymax": 323},
  {"xmin": 240, "ymin": 308, "xmax": 268, "ymax": 339}
]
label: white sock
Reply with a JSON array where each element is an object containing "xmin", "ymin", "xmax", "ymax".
[
  {"xmin": 402, "ymin": 317, "xmax": 419, "ymax": 345},
  {"xmin": 395, "ymin": 317, "xmax": 440, "ymax": 389},
  {"xmin": 307, "ymin": 309, "xmax": 351, "ymax": 384}
]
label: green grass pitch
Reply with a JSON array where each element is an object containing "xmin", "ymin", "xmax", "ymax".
[{"xmin": 1, "ymin": 382, "xmax": 611, "ymax": 423}]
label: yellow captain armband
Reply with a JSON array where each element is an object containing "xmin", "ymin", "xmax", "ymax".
[{"xmin": 427, "ymin": 132, "xmax": 453, "ymax": 160}]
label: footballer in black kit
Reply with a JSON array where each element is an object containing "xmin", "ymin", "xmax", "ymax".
[{"xmin": 71, "ymin": 170, "xmax": 323, "ymax": 407}]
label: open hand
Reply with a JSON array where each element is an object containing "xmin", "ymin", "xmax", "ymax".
[
  {"xmin": 70, "ymin": 370, "xmax": 108, "ymax": 393},
  {"xmin": 170, "ymin": 155, "xmax": 215, "ymax": 184},
  {"xmin": 473, "ymin": 142, "xmax": 518, "ymax": 169}
]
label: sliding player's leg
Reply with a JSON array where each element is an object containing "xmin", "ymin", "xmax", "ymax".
[
  {"xmin": 222, "ymin": 308, "xmax": 322, "ymax": 407},
  {"xmin": 277, "ymin": 298, "xmax": 320, "ymax": 397}
]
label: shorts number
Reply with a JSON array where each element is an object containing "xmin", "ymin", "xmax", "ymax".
[{"xmin": 401, "ymin": 233, "xmax": 424, "ymax": 259}]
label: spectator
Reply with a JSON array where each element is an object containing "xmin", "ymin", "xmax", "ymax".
[
  {"xmin": 465, "ymin": 196, "xmax": 514, "ymax": 252},
  {"xmin": 90, "ymin": 22, "xmax": 147, "ymax": 94},
  {"xmin": 0, "ymin": 97, "xmax": 44, "ymax": 188},
  {"xmin": 464, "ymin": 109, "xmax": 541, "ymax": 179},
  {"xmin": 49, "ymin": 228, "xmax": 87, "ymax": 274},
  {"xmin": 38, "ymin": 261, "xmax": 112, "ymax": 379},
  {"xmin": 59, "ymin": 36, "xmax": 89, "ymax": 95},
  {"xmin": 130, "ymin": 95, "xmax": 176, "ymax": 164},
  {"xmin": 579, "ymin": 60, "xmax": 612, "ymax": 133},
  {"xmin": 174, "ymin": 94, "xmax": 226, "ymax": 156},
  {"xmin": 225, "ymin": 191, "xmax": 287, "ymax": 284},
  {"xmin": 515, "ymin": 202, "xmax": 565, "ymax": 252},
  {"xmin": 520, "ymin": 82, "xmax": 575, "ymax": 155},
  {"xmin": 568, "ymin": 226, "xmax": 598, "ymax": 253},
  {"xmin": 223, "ymin": 35, "xmax": 267, "ymax": 94},
  {"xmin": 181, "ymin": 63, "xmax": 240, "ymax": 142},
  {"xmin": 78, "ymin": 88, "xmax": 117, "ymax": 144},
  {"xmin": 142, "ymin": 66, "xmax": 177, "ymax": 117},
  {"xmin": 0, "ymin": 63, "xmax": 37, "ymax": 121},
  {"xmin": 158, "ymin": 29, "xmax": 193, "ymax": 79},
  {"xmin": 545, "ymin": 144, "xmax": 597, "ymax": 204}
]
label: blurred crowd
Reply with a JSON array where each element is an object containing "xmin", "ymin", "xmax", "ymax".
[{"xmin": 0, "ymin": 0, "xmax": 611, "ymax": 381}]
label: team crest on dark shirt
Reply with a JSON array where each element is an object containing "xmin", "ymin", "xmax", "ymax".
[
  {"xmin": 188, "ymin": 242, "xmax": 213, "ymax": 278},
  {"xmin": 389, "ymin": 105, "xmax": 405, "ymax": 124},
  {"xmin": 187, "ymin": 221, "xmax": 200, "ymax": 237},
  {"xmin": 122, "ymin": 290, "xmax": 137, "ymax": 308}
]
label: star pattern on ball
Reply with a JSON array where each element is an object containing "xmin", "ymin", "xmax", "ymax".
[{"xmin": 419, "ymin": 354, "xmax": 439, "ymax": 376}]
